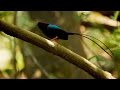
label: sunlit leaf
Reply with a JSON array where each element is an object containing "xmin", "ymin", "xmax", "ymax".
[
  {"xmin": 16, "ymin": 46, "xmax": 24, "ymax": 71},
  {"xmin": 0, "ymin": 48, "xmax": 12, "ymax": 70}
]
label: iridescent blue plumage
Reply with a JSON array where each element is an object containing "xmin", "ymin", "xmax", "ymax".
[{"xmin": 47, "ymin": 24, "xmax": 62, "ymax": 30}]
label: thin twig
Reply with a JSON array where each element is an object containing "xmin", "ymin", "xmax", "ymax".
[
  {"xmin": 11, "ymin": 11, "xmax": 17, "ymax": 79},
  {"xmin": 25, "ymin": 45, "xmax": 52, "ymax": 78}
]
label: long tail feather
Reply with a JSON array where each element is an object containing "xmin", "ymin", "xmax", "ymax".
[{"xmin": 68, "ymin": 32, "xmax": 113, "ymax": 58}]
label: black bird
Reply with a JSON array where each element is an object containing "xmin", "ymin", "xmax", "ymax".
[{"xmin": 37, "ymin": 22, "xmax": 113, "ymax": 57}]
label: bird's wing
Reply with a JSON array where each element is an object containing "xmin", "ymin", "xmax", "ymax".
[{"xmin": 47, "ymin": 24, "xmax": 62, "ymax": 30}]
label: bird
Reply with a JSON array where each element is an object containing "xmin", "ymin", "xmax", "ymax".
[{"xmin": 37, "ymin": 21, "xmax": 113, "ymax": 58}]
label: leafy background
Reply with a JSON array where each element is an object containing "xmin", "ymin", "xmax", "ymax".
[{"xmin": 0, "ymin": 11, "xmax": 120, "ymax": 79}]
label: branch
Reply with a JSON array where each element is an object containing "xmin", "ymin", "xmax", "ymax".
[{"xmin": 0, "ymin": 20, "xmax": 115, "ymax": 79}]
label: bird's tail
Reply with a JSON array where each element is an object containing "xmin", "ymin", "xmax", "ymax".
[
  {"xmin": 68, "ymin": 32, "xmax": 113, "ymax": 58},
  {"xmin": 68, "ymin": 33, "xmax": 80, "ymax": 35}
]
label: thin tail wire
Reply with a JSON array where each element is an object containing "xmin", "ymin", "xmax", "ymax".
[
  {"xmin": 82, "ymin": 34, "xmax": 114, "ymax": 56},
  {"xmin": 68, "ymin": 32, "xmax": 113, "ymax": 58},
  {"xmin": 82, "ymin": 35, "xmax": 113, "ymax": 58}
]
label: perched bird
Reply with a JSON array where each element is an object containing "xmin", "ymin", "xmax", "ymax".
[{"xmin": 37, "ymin": 22, "xmax": 113, "ymax": 57}]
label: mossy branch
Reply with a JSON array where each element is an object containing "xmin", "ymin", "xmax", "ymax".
[{"xmin": 0, "ymin": 20, "xmax": 115, "ymax": 79}]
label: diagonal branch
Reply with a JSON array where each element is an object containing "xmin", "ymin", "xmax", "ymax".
[{"xmin": 0, "ymin": 20, "xmax": 115, "ymax": 79}]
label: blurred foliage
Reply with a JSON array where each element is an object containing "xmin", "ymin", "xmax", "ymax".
[
  {"xmin": 16, "ymin": 11, "xmax": 35, "ymax": 30},
  {"xmin": 89, "ymin": 55, "xmax": 114, "ymax": 72},
  {"xmin": 0, "ymin": 11, "xmax": 120, "ymax": 79}
]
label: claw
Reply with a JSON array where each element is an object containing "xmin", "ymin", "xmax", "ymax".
[{"xmin": 50, "ymin": 36, "xmax": 59, "ymax": 41}]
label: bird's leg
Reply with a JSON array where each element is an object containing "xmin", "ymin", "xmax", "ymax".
[{"xmin": 50, "ymin": 36, "xmax": 59, "ymax": 42}]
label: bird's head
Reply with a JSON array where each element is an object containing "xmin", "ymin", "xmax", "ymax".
[{"xmin": 37, "ymin": 22, "xmax": 49, "ymax": 30}]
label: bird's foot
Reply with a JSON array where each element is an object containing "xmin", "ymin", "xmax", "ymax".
[{"xmin": 50, "ymin": 36, "xmax": 59, "ymax": 42}]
